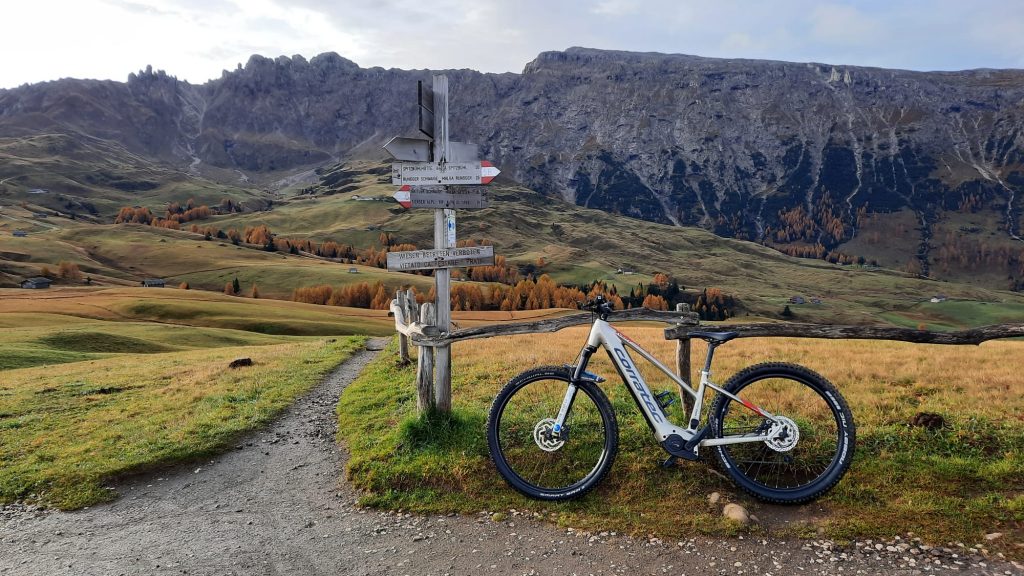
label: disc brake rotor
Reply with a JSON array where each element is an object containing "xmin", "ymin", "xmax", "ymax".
[
  {"xmin": 533, "ymin": 418, "xmax": 565, "ymax": 452},
  {"xmin": 765, "ymin": 416, "xmax": 800, "ymax": 452}
]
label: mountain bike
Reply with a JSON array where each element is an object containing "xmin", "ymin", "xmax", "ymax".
[{"xmin": 486, "ymin": 295, "xmax": 856, "ymax": 503}]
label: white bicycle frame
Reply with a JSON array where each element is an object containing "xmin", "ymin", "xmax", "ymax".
[{"xmin": 552, "ymin": 317, "xmax": 784, "ymax": 450}]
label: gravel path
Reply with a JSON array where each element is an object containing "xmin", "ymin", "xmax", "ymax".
[{"xmin": 1, "ymin": 338, "xmax": 1020, "ymax": 576}]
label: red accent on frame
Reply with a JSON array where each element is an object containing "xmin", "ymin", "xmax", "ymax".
[
  {"xmin": 615, "ymin": 329, "xmax": 638, "ymax": 345},
  {"xmin": 739, "ymin": 397, "xmax": 765, "ymax": 416}
]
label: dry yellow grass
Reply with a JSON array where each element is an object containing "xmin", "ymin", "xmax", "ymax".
[
  {"xmin": 452, "ymin": 325, "xmax": 1024, "ymax": 423},
  {"xmin": 340, "ymin": 324, "xmax": 1022, "ymax": 552}
]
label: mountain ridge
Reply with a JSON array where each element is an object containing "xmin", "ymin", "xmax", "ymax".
[{"xmin": 2, "ymin": 47, "xmax": 1023, "ymax": 289}]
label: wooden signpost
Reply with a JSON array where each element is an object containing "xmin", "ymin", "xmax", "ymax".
[{"xmin": 384, "ymin": 74, "xmax": 501, "ymax": 413}]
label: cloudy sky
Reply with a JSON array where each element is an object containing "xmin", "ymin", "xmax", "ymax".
[{"xmin": 3, "ymin": 0, "xmax": 1024, "ymax": 89}]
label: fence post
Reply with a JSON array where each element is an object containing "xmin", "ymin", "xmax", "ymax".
[
  {"xmin": 435, "ymin": 342, "xmax": 452, "ymax": 413},
  {"xmin": 416, "ymin": 302, "xmax": 436, "ymax": 413},
  {"xmin": 674, "ymin": 303, "xmax": 695, "ymax": 416},
  {"xmin": 396, "ymin": 289, "xmax": 411, "ymax": 364}
]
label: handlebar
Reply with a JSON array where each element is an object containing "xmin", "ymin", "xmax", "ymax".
[{"xmin": 578, "ymin": 295, "xmax": 615, "ymax": 315}]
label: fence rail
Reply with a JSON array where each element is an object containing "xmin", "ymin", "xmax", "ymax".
[
  {"xmin": 390, "ymin": 290, "xmax": 698, "ymax": 413},
  {"xmin": 411, "ymin": 307, "xmax": 699, "ymax": 347},
  {"xmin": 664, "ymin": 321, "xmax": 1024, "ymax": 345}
]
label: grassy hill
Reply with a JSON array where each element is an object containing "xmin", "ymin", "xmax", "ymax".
[
  {"xmin": 0, "ymin": 287, "xmax": 395, "ymax": 345},
  {"xmin": 190, "ymin": 162, "xmax": 1024, "ymax": 327},
  {"xmin": 0, "ymin": 219, "xmax": 436, "ymax": 297},
  {"xmin": 0, "ymin": 132, "xmax": 269, "ymax": 220},
  {"xmin": 4, "ymin": 159, "xmax": 1024, "ymax": 327}
]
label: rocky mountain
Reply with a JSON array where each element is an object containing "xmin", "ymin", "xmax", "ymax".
[{"xmin": 2, "ymin": 48, "xmax": 1023, "ymax": 284}]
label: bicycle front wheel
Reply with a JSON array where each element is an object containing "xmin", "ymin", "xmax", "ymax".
[
  {"xmin": 710, "ymin": 362, "xmax": 855, "ymax": 504},
  {"xmin": 487, "ymin": 366, "xmax": 618, "ymax": 501}
]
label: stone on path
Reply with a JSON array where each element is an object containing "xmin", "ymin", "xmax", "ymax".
[{"xmin": 722, "ymin": 503, "xmax": 749, "ymax": 525}]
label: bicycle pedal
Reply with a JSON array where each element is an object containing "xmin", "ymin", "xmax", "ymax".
[{"xmin": 660, "ymin": 456, "xmax": 678, "ymax": 468}]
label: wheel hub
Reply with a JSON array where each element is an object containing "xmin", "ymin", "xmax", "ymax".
[
  {"xmin": 533, "ymin": 419, "xmax": 565, "ymax": 452},
  {"xmin": 765, "ymin": 416, "xmax": 800, "ymax": 452}
]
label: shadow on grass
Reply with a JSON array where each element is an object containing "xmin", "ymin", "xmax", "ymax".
[{"xmin": 398, "ymin": 408, "xmax": 487, "ymax": 455}]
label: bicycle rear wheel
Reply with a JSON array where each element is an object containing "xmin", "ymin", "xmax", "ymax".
[
  {"xmin": 487, "ymin": 366, "xmax": 618, "ymax": 501},
  {"xmin": 709, "ymin": 362, "xmax": 855, "ymax": 504}
]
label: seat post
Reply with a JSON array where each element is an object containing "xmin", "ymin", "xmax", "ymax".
[{"xmin": 703, "ymin": 342, "xmax": 718, "ymax": 375}]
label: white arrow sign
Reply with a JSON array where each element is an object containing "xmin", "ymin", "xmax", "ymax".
[
  {"xmin": 391, "ymin": 161, "xmax": 500, "ymax": 186},
  {"xmin": 383, "ymin": 137, "xmax": 431, "ymax": 162},
  {"xmin": 386, "ymin": 245, "xmax": 495, "ymax": 271}
]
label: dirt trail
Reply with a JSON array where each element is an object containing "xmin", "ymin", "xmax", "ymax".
[{"xmin": 1, "ymin": 339, "xmax": 1019, "ymax": 575}]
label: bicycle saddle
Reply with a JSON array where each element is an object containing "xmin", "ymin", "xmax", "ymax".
[{"xmin": 686, "ymin": 330, "xmax": 740, "ymax": 344}]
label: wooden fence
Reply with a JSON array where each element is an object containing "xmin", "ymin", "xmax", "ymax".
[
  {"xmin": 391, "ymin": 289, "xmax": 1024, "ymax": 414},
  {"xmin": 666, "ymin": 319, "xmax": 1024, "ymax": 395},
  {"xmin": 390, "ymin": 290, "xmax": 699, "ymax": 412}
]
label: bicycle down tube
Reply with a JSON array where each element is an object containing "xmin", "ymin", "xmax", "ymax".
[{"xmin": 555, "ymin": 317, "xmax": 779, "ymax": 449}]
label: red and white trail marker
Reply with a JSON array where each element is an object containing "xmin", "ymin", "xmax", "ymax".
[
  {"xmin": 393, "ymin": 185, "xmax": 412, "ymax": 208},
  {"xmin": 479, "ymin": 160, "xmax": 499, "ymax": 184}
]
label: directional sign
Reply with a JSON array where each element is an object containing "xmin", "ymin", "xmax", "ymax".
[
  {"xmin": 383, "ymin": 138, "xmax": 479, "ymax": 163},
  {"xmin": 384, "ymin": 137, "xmax": 431, "ymax": 162},
  {"xmin": 386, "ymin": 245, "xmax": 494, "ymax": 271},
  {"xmin": 392, "ymin": 185, "xmax": 489, "ymax": 210},
  {"xmin": 391, "ymin": 161, "xmax": 500, "ymax": 186}
]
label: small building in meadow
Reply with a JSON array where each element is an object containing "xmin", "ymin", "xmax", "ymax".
[
  {"xmin": 141, "ymin": 278, "xmax": 166, "ymax": 288},
  {"xmin": 348, "ymin": 267, "xmax": 359, "ymax": 274},
  {"xmin": 21, "ymin": 277, "xmax": 51, "ymax": 289}
]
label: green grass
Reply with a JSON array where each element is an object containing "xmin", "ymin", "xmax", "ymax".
[
  {"xmin": 881, "ymin": 300, "xmax": 1024, "ymax": 330},
  {"xmin": 36, "ymin": 331, "xmax": 175, "ymax": 354},
  {"xmin": 0, "ymin": 288, "xmax": 398, "ymax": 338},
  {"xmin": 338, "ymin": 333, "xmax": 1024, "ymax": 559},
  {"xmin": 0, "ymin": 336, "xmax": 365, "ymax": 509},
  {"xmin": 110, "ymin": 297, "xmax": 395, "ymax": 336},
  {"xmin": 337, "ymin": 339, "xmax": 736, "ymax": 538},
  {"xmin": 0, "ymin": 221, "xmax": 435, "ymax": 295},
  {"xmin": 0, "ymin": 349, "xmax": 101, "ymax": 371},
  {"xmin": 0, "ymin": 306, "xmax": 347, "ymax": 369}
]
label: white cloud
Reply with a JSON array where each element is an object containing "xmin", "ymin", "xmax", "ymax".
[
  {"xmin": 591, "ymin": 0, "xmax": 640, "ymax": 17},
  {"xmin": 809, "ymin": 4, "xmax": 884, "ymax": 46},
  {"xmin": 2, "ymin": 0, "xmax": 1023, "ymax": 89}
]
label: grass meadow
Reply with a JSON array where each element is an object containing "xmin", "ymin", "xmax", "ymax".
[
  {"xmin": 0, "ymin": 288, "xmax": 385, "ymax": 509},
  {"xmin": 0, "ymin": 337, "xmax": 365, "ymax": 509},
  {"xmin": 338, "ymin": 327, "xmax": 1024, "ymax": 557}
]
